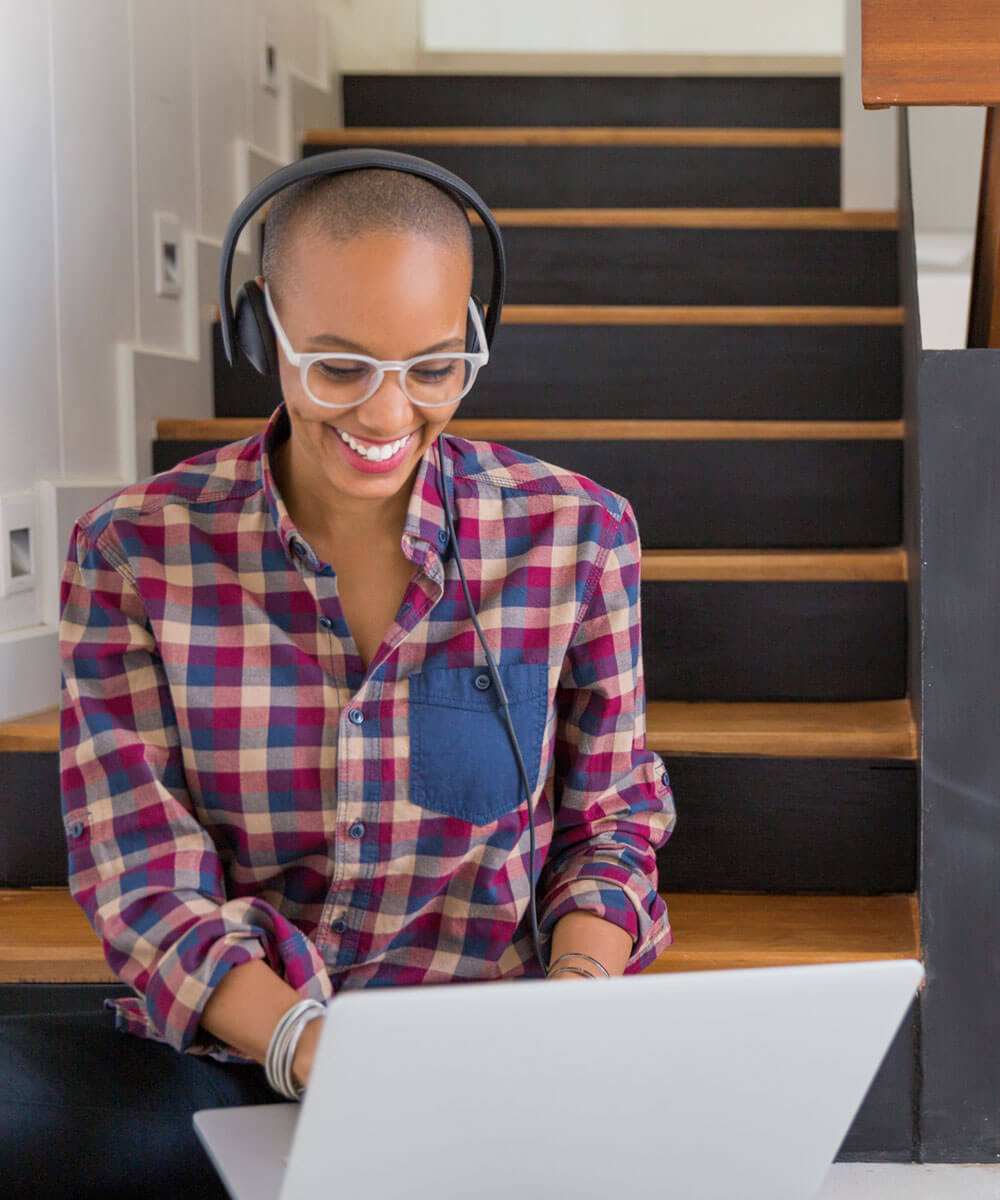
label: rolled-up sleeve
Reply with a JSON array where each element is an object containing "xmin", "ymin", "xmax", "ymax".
[
  {"xmin": 537, "ymin": 498, "xmax": 676, "ymax": 973},
  {"xmin": 59, "ymin": 516, "xmax": 331, "ymax": 1055}
]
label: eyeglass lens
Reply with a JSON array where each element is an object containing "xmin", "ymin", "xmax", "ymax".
[{"xmin": 305, "ymin": 356, "xmax": 474, "ymax": 408}]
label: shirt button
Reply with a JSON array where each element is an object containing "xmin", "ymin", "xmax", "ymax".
[
  {"xmin": 473, "ymin": 673, "xmax": 491, "ymax": 691},
  {"xmin": 348, "ymin": 708, "xmax": 364, "ymax": 725},
  {"xmin": 349, "ymin": 822, "xmax": 365, "ymax": 839},
  {"xmin": 436, "ymin": 529, "xmax": 448, "ymax": 545},
  {"xmin": 290, "ymin": 537, "xmax": 307, "ymax": 558},
  {"xmin": 67, "ymin": 821, "xmax": 84, "ymax": 838},
  {"xmin": 318, "ymin": 616, "xmax": 333, "ymax": 630},
  {"xmin": 332, "ymin": 918, "xmax": 348, "ymax": 935}
]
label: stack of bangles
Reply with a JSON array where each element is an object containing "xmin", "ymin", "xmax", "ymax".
[
  {"xmin": 545, "ymin": 952, "xmax": 611, "ymax": 980},
  {"xmin": 264, "ymin": 997, "xmax": 327, "ymax": 1101}
]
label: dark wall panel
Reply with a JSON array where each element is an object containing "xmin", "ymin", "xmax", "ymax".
[{"xmin": 918, "ymin": 348, "xmax": 1000, "ymax": 1161}]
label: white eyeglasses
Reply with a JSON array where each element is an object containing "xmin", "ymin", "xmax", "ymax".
[{"xmin": 263, "ymin": 280, "xmax": 489, "ymax": 410}]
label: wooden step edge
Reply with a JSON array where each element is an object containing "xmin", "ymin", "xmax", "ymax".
[
  {"xmin": 0, "ymin": 705, "xmax": 61, "ymax": 752},
  {"xmin": 643, "ymin": 548, "xmax": 907, "ymax": 581},
  {"xmin": 0, "ymin": 889, "xmax": 919, "ymax": 984},
  {"xmin": 500, "ymin": 305, "xmax": 905, "ymax": 326},
  {"xmin": 646, "ymin": 699, "xmax": 917, "ymax": 760},
  {"xmin": 472, "ymin": 208, "xmax": 899, "ymax": 230},
  {"xmin": 211, "ymin": 304, "xmax": 904, "ymax": 328},
  {"xmin": 646, "ymin": 893, "xmax": 921, "ymax": 974},
  {"xmin": 305, "ymin": 126, "xmax": 843, "ymax": 148},
  {"xmin": 155, "ymin": 418, "xmax": 905, "ymax": 442},
  {"xmin": 211, "ymin": 304, "xmax": 902, "ymax": 328},
  {"xmin": 2, "ymin": 694, "xmax": 916, "ymax": 759}
]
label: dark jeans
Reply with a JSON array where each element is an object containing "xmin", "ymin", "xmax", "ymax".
[{"xmin": 0, "ymin": 1007, "xmax": 278, "ymax": 1199}]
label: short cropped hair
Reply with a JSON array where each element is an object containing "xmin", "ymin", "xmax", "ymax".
[{"xmin": 261, "ymin": 167, "xmax": 474, "ymax": 306}]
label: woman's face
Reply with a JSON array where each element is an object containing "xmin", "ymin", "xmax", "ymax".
[{"xmin": 261, "ymin": 227, "xmax": 473, "ymax": 514}]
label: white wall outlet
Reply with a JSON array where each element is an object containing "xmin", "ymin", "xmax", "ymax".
[
  {"xmin": 154, "ymin": 210, "xmax": 182, "ymax": 299},
  {"xmin": 259, "ymin": 15, "xmax": 278, "ymax": 94},
  {"xmin": 0, "ymin": 492, "xmax": 38, "ymax": 598}
]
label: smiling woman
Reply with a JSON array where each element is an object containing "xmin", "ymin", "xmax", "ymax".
[{"xmin": 0, "ymin": 154, "xmax": 675, "ymax": 1197}]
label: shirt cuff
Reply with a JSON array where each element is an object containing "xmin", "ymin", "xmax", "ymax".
[
  {"xmin": 116, "ymin": 896, "xmax": 333, "ymax": 1055},
  {"xmin": 537, "ymin": 871, "xmax": 674, "ymax": 974}
]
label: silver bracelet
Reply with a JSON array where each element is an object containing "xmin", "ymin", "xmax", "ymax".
[
  {"xmin": 546, "ymin": 952, "xmax": 611, "ymax": 979},
  {"xmin": 548, "ymin": 966, "xmax": 599, "ymax": 979},
  {"xmin": 265, "ymin": 998, "xmax": 326, "ymax": 1101}
]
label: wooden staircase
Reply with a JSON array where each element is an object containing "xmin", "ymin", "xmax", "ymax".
[{"xmin": 0, "ymin": 71, "xmax": 920, "ymax": 1157}]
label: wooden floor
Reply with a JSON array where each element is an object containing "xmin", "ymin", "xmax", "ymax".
[{"xmin": 0, "ymin": 888, "xmax": 921, "ymax": 985}]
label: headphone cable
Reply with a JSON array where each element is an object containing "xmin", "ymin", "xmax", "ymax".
[{"xmin": 434, "ymin": 436, "xmax": 549, "ymax": 976}]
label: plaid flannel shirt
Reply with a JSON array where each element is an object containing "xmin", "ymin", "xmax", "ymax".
[{"xmin": 59, "ymin": 400, "xmax": 676, "ymax": 1059}]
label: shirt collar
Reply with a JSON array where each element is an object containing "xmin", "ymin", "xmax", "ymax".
[{"xmin": 259, "ymin": 399, "xmax": 455, "ymax": 571}]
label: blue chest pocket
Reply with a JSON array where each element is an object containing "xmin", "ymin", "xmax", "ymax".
[{"xmin": 408, "ymin": 662, "xmax": 549, "ymax": 825}]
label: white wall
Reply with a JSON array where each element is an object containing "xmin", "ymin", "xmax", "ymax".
[
  {"xmin": 420, "ymin": 0, "xmax": 844, "ymax": 57},
  {"xmin": 0, "ymin": 0, "xmax": 336, "ymax": 720}
]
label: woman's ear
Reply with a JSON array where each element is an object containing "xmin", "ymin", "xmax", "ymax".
[{"xmin": 255, "ymin": 274, "xmax": 265, "ymax": 289}]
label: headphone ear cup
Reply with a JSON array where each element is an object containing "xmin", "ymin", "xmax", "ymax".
[
  {"xmin": 234, "ymin": 280, "xmax": 279, "ymax": 377},
  {"xmin": 466, "ymin": 293, "xmax": 486, "ymax": 353}
]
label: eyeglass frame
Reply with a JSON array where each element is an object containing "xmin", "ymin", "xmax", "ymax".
[{"xmin": 262, "ymin": 280, "xmax": 489, "ymax": 410}]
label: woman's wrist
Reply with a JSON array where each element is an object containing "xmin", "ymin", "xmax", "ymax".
[
  {"xmin": 291, "ymin": 1014, "xmax": 325, "ymax": 1089},
  {"xmin": 547, "ymin": 910, "xmax": 634, "ymax": 978}
]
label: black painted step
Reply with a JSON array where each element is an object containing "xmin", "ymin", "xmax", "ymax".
[
  {"xmin": 153, "ymin": 434, "xmax": 902, "ymax": 549},
  {"xmin": 301, "ymin": 140, "xmax": 840, "ymax": 208},
  {"xmin": 659, "ymin": 755, "xmax": 916, "ymax": 892},
  {"xmin": 342, "ymin": 74, "xmax": 841, "ymax": 130},
  {"xmin": 0, "ymin": 713, "xmax": 910, "ymax": 892},
  {"xmin": 471, "ymin": 225, "xmax": 898, "ymax": 306},
  {"xmin": 641, "ymin": 580, "xmax": 905, "ymax": 700},
  {"xmin": 0, "ymin": 983, "xmax": 131, "ymax": 1017},
  {"xmin": 213, "ymin": 321, "xmax": 903, "ymax": 423}
]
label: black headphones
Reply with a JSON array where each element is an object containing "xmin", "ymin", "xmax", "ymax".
[{"xmin": 217, "ymin": 147, "xmax": 507, "ymax": 374}]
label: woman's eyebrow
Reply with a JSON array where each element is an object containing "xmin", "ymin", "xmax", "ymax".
[{"xmin": 305, "ymin": 332, "xmax": 466, "ymax": 354}]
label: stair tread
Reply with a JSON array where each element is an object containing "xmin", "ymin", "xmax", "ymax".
[
  {"xmin": 2, "ymin": 697, "xmax": 915, "ymax": 759},
  {"xmin": 646, "ymin": 699, "xmax": 916, "ymax": 758},
  {"xmin": 212, "ymin": 304, "xmax": 903, "ymax": 326},
  {"xmin": 307, "ymin": 126, "xmax": 842, "ymax": 147},
  {"xmin": 0, "ymin": 889, "xmax": 919, "ymax": 983},
  {"xmin": 501, "ymin": 306, "xmax": 905, "ymax": 325},
  {"xmin": 476, "ymin": 208, "xmax": 898, "ymax": 229},
  {"xmin": 156, "ymin": 418, "xmax": 904, "ymax": 441}
]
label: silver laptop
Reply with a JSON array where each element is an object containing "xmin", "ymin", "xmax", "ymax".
[{"xmin": 194, "ymin": 958, "xmax": 923, "ymax": 1200}]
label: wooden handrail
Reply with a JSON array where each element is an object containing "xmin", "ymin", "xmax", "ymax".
[
  {"xmin": 969, "ymin": 108, "xmax": 1000, "ymax": 347},
  {"xmin": 861, "ymin": 1, "xmax": 1000, "ymax": 347},
  {"xmin": 861, "ymin": 1, "xmax": 1000, "ymax": 108}
]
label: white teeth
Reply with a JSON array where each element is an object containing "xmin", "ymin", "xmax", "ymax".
[{"xmin": 336, "ymin": 428, "xmax": 411, "ymax": 462}]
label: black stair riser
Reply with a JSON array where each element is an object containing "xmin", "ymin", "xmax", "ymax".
[
  {"xmin": 642, "ymin": 581, "xmax": 906, "ymax": 700},
  {"xmin": 342, "ymin": 74, "xmax": 841, "ymax": 130},
  {"xmin": 0, "ymin": 984, "xmax": 132, "ymax": 1017},
  {"xmin": 214, "ymin": 323, "xmax": 903, "ymax": 423},
  {"xmin": 302, "ymin": 142, "xmax": 841, "ymax": 209},
  {"xmin": 472, "ymin": 227, "xmax": 899, "ymax": 307},
  {"xmin": 658, "ymin": 756, "xmax": 916, "ymax": 892},
  {"xmin": 0, "ymin": 752, "xmax": 65, "ymax": 886},
  {"xmin": 0, "ymin": 736, "xmax": 909, "ymax": 890},
  {"xmin": 154, "ymin": 438, "xmax": 902, "ymax": 550}
]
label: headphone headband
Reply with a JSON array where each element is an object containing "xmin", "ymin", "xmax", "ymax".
[{"xmin": 218, "ymin": 148, "xmax": 507, "ymax": 366}]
